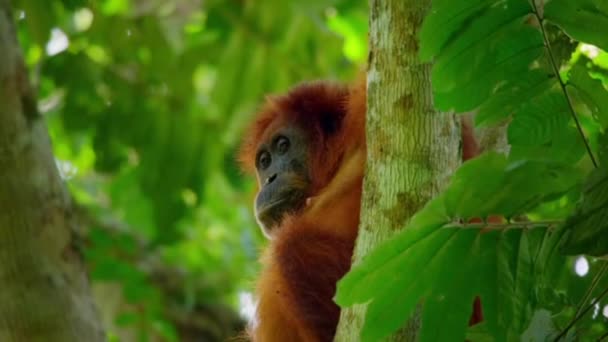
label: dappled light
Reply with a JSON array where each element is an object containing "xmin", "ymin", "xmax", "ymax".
[
  {"xmin": 46, "ymin": 28, "xmax": 69, "ymax": 56},
  {"xmin": 575, "ymin": 256, "xmax": 590, "ymax": 277}
]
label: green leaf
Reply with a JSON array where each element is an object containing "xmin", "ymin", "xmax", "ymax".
[
  {"xmin": 599, "ymin": 132, "xmax": 608, "ymax": 166},
  {"xmin": 520, "ymin": 309, "xmax": 559, "ymax": 342},
  {"xmin": 359, "ymin": 229, "xmax": 462, "ymax": 342},
  {"xmin": 91, "ymin": 258, "xmax": 139, "ymax": 281},
  {"xmin": 509, "ymin": 126, "xmax": 586, "ymax": 164},
  {"xmin": 19, "ymin": 0, "xmax": 55, "ymax": 46},
  {"xmin": 506, "ymin": 89, "xmax": 587, "ymax": 164},
  {"xmin": 568, "ymin": 62, "xmax": 608, "ymax": 130},
  {"xmin": 444, "ymin": 154, "xmax": 580, "ymax": 219},
  {"xmin": 101, "ymin": 0, "xmax": 130, "ymax": 15},
  {"xmin": 335, "ymin": 197, "xmax": 450, "ymax": 307},
  {"xmin": 108, "ymin": 169, "xmax": 157, "ymax": 240},
  {"xmin": 443, "ymin": 153, "xmax": 507, "ymax": 218},
  {"xmin": 507, "ymin": 92, "xmax": 570, "ymax": 147},
  {"xmin": 419, "ymin": 0, "xmax": 496, "ymax": 61},
  {"xmin": 419, "ymin": 232, "xmax": 482, "ymax": 342},
  {"xmin": 478, "ymin": 229, "xmax": 560, "ymax": 341},
  {"xmin": 153, "ymin": 319, "xmax": 179, "ymax": 342},
  {"xmin": 433, "ymin": 19, "xmax": 539, "ymax": 93},
  {"xmin": 433, "ymin": 0, "xmax": 534, "ymax": 92},
  {"xmin": 466, "ymin": 323, "xmax": 495, "ymax": 342},
  {"xmin": 61, "ymin": 0, "xmax": 87, "ymax": 10},
  {"xmin": 115, "ymin": 312, "xmax": 140, "ymax": 327},
  {"xmin": 476, "ymin": 70, "xmax": 554, "ymax": 127},
  {"xmin": 423, "ymin": 0, "xmax": 541, "ymax": 112},
  {"xmin": 434, "ymin": 23, "xmax": 543, "ymax": 112},
  {"xmin": 545, "ymin": 0, "xmax": 608, "ymax": 52},
  {"xmin": 560, "ymin": 167, "xmax": 608, "ymax": 256},
  {"xmin": 339, "ymin": 225, "xmax": 557, "ymax": 341},
  {"xmin": 511, "ymin": 230, "xmax": 539, "ymax": 335}
]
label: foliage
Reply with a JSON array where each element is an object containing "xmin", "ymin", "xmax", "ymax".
[
  {"xmin": 12, "ymin": 0, "xmax": 366, "ymax": 340},
  {"xmin": 337, "ymin": 0, "xmax": 608, "ymax": 341}
]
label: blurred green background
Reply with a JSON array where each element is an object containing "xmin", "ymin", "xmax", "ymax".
[{"xmin": 12, "ymin": 0, "xmax": 367, "ymax": 340}]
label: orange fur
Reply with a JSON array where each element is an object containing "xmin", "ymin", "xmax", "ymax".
[
  {"xmin": 239, "ymin": 80, "xmax": 365, "ymax": 342},
  {"xmin": 240, "ymin": 78, "xmax": 484, "ymax": 341}
]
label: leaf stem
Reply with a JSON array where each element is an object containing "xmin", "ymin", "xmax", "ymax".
[
  {"xmin": 574, "ymin": 262, "xmax": 608, "ymax": 319},
  {"xmin": 448, "ymin": 220, "xmax": 561, "ymax": 230},
  {"xmin": 530, "ymin": 1, "xmax": 598, "ymax": 168},
  {"xmin": 596, "ymin": 330, "xmax": 608, "ymax": 342},
  {"xmin": 554, "ymin": 279, "xmax": 608, "ymax": 341}
]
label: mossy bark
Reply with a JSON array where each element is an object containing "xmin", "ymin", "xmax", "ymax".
[
  {"xmin": 0, "ymin": 2, "xmax": 104, "ymax": 341},
  {"xmin": 334, "ymin": 1, "xmax": 460, "ymax": 340}
]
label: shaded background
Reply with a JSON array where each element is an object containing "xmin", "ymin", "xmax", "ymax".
[{"xmin": 12, "ymin": 0, "xmax": 367, "ymax": 340}]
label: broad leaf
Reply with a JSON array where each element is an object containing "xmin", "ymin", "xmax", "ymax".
[
  {"xmin": 507, "ymin": 92, "xmax": 570, "ymax": 147},
  {"xmin": 476, "ymin": 70, "xmax": 554, "ymax": 127},
  {"xmin": 545, "ymin": 0, "xmax": 608, "ymax": 52},
  {"xmin": 444, "ymin": 154, "xmax": 580, "ymax": 219},
  {"xmin": 560, "ymin": 167, "xmax": 608, "ymax": 256},
  {"xmin": 418, "ymin": 232, "xmax": 482, "ymax": 342},
  {"xmin": 338, "ymin": 226, "xmax": 557, "ymax": 342},
  {"xmin": 419, "ymin": 0, "xmax": 496, "ymax": 61},
  {"xmin": 520, "ymin": 309, "xmax": 559, "ymax": 342},
  {"xmin": 568, "ymin": 62, "xmax": 608, "ymax": 130}
]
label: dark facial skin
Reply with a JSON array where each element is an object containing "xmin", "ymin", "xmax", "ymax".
[{"xmin": 254, "ymin": 125, "xmax": 311, "ymax": 237}]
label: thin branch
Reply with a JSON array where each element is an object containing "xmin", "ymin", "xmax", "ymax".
[
  {"xmin": 574, "ymin": 262, "xmax": 608, "ymax": 320},
  {"xmin": 597, "ymin": 330, "xmax": 608, "ymax": 342},
  {"xmin": 445, "ymin": 220, "xmax": 561, "ymax": 230},
  {"xmin": 554, "ymin": 281, "xmax": 608, "ymax": 341},
  {"xmin": 530, "ymin": 1, "xmax": 598, "ymax": 168}
]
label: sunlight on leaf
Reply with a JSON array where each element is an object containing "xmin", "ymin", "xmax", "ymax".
[
  {"xmin": 326, "ymin": 9, "xmax": 367, "ymax": 63},
  {"xmin": 102, "ymin": 0, "xmax": 130, "ymax": 15}
]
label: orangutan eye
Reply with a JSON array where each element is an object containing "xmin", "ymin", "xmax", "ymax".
[
  {"xmin": 276, "ymin": 136, "xmax": 290, "ymax": 154},
  {"xmin": 258, "ymin": 151, "xmax": 271, "ymax": 170}
]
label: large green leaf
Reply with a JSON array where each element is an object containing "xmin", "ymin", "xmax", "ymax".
[
  {"xmin": 568, "ymin": 62, "xmax": 608, "ymax": 130},
  {"xmin": 506, "ymin": 90, "xmax": 587, "ymax": 164},
  {"xmin": 431, "ymin": 0, "xmax": 530, "ymax": 92},
  {"xmin": 336, "ymin": 152, "xmax": 581, "ymax": 340},
  {"xmin": 337, "ymin": 225, "xmax": 559, "ymax": 341},
  {"xmin": 335, "ymin": 197, "xmax": 450, "ymax": 308},
  {"xmin": 420, "ymin": 0, "xmax": 544, "ymax": 112},
  {"xmin": 507, "ymin": 92, "xmax": 569, "ymax": 147},
  {"xmin": 560, "ymin": 167, "xmax": 608, "ymax": 256},
  {"xmin": 419, "ymin": 0, "xmax": 499, "ymax": 61},
  {"xmin": 521, "ymin": 310, "xmax": 559, "ymax": 342},
  {"xmin": 359, "ymin": 229, "xmax": 463, "ymax": 342},
  {"xmin": 509, "ymin": 125, "xmax": 586, "ymax": 164},
  {"xmin": 545, "ymin": 0, "xmax": 608, "ymax": 52},
  {"xmin": 599, "ymin": 132, "xmax": 608, "ymax": 166},
  {"xmin": 475, "ymin": 70, "xmax": 554, "ymax": 127},
  {"xmin": 443, "ymin": 154, "xmax": 580, "ymax": 219},
  {"xmin": 420, "ymin": 0, "xmax": 604, "ymax": 170},
  {"xmin": 419, "ymin": 232, "xmax": 483, "ymax": 342}
]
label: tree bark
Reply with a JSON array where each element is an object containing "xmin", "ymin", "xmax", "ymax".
[
  {"xmin": 334, "ymin": 1, "xmax": 460, "ymax": 341},
  {"xmin": 0, "ymin": 2, "xmax": 104, "ymax": 341}
]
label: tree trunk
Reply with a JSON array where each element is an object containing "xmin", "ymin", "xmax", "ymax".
[
  {"xmin": 334, "ymin": 1, "xmax": 460, "ymax": 341},
  {"xmin": 0, "ymin": 2, "xmax": 104, "ymax": 341}
]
